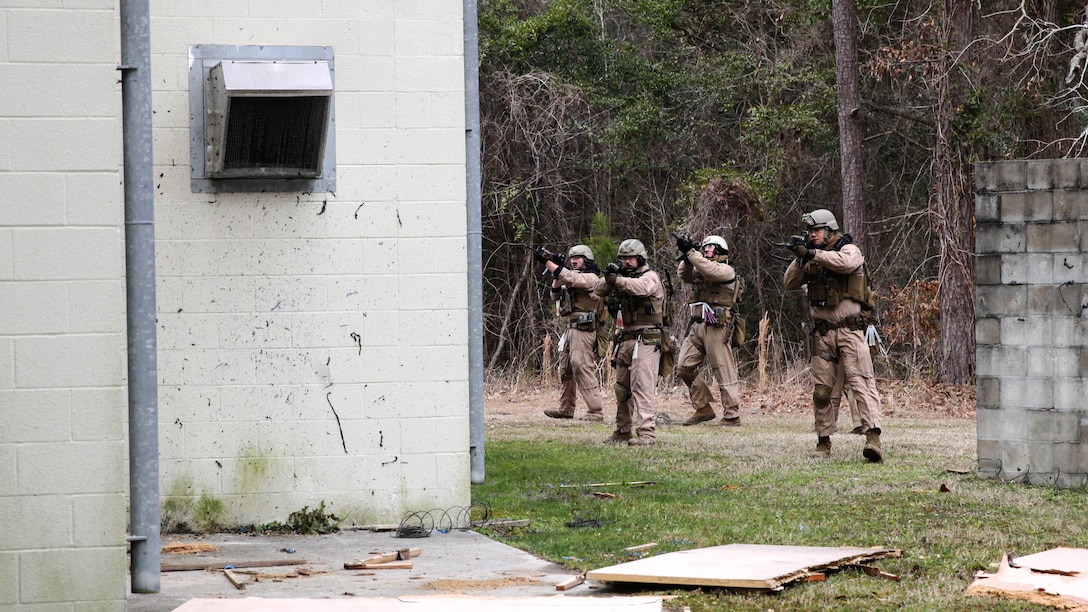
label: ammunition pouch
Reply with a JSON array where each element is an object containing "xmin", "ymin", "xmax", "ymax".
[
  {"xmin": 570, "ymin": 310, "xmax": 596, "ymax": 331},
  {"xmin": 813, "ymin": 315, "xmax": 867, "ymax": 335}
]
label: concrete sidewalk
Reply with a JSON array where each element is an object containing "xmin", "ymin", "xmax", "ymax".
[{"xmin": 126, "ymin": 530, "xmax": 616, "ymax": 611}]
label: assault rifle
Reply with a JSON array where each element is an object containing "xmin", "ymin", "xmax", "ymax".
[
  {"xmin": 770, "ymin": 231, "xmax": 813, "ymax": 263},
  {"xmin": 514, "ymin": 244, "xmax": 566, "ymax": 275},
  {"xmin": 671, "ymin": 232, "xmax": 699, "ymax": 262}
]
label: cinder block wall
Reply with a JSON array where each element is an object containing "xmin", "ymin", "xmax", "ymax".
[
  {"xmin": 0, "ymin": 2, "xmax": 128, "ymax": 609},
  {"xmin": 976, "ymin": 159, "xmax": 1088, "ymax": 488},
  {"xmin": 151, "ymin": 1, "xmax": 471, "ymax": 526}
]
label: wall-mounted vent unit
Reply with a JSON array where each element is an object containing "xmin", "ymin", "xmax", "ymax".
[
  {"xmin": 206, "ymin": 61, "xmax": 332, "ymax": 178},
  {"xmin": 190, "ymin": 45, "xmax": 336, "ymax": 193}
]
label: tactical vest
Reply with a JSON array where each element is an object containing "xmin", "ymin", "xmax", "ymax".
[
  {"xmin": 616, "ymin": 268, "xmax": 664, "ymax": 327},
  {"xmin": 802, "ymin": 236, "xmax": 869, "ymax": 309},
  {"xmin": 557, "ymin": 284, "xmax": 599, "ymax": 318},
  {"xmin": 691, "ymin": 270, "xmax": 741, "ymax": 308}
]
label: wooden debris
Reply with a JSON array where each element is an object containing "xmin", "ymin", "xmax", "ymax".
[
  {"xmin": 484, "ymin": 519, "xmax": 531, "ymax": 528},
  {"xmin": 591, "ymin": 492, "xmax": 616, "ymax": 499},
  {"xmin": 559, "ymin": 481, "xmax": 655, "ymax": 488},
  {"xmin": 162, "ymin": 542, "xmax": 220, "ymax": 555},
  {"xmin": 623, "ymin": 543, "xmax": 658, "ymax": 553},
  {"xmin": 223, "ymin": 569, "xmax": 246, "ymax": 590},
  {"xmin": 804, "ymin": 573, "xmax": 825, "ymax": 582},
  {"xmin": 968, "ymin": 549, "xmax": 1088, "ymax": 609},
  {"xmin": 555, "ymin": 573, "xmax": 586, "ymax": 591},
  {"xmin": 360, "ymin": 524, "xmax": 400, "ymax": 532},
  {"xmin": 846, "ymin": 564, "xmax": 900, "ymax": 581},
  {"xmin": 162, "ymin": 559, "xmax": 307, "ymax": 572},
  {"xmin": 350, "ymin": 561, "xmax": 413, "ymax": 570},
  {"xmin": 345, "ymin": 548, "xmax": 421, "ymax": 569}
]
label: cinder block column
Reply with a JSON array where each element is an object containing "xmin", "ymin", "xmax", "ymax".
[{"xmin": 975, "ymin": 159, "xmax": 1088, "ymax": 488}]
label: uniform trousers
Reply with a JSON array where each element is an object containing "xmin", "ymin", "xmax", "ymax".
[
  {"xmin": 810, "ymin": 327, "xmax": 882, "ymax": 437},
  {"xmin": 675, "ymin": 320, "xmax": 740, "ymax": 420},
  {"xmin": 557, "ymin": 327, "xmax": 604, "ymax": 416},
  {"xmin": 612, "ymin": 333, "xmax": 661, "ymax": 440}
]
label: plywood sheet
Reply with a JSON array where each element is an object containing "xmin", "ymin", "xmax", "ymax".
[
  {"xmin": 586, "ymin": 544, "xmax": 900, "ymax": 590},
  {"xmin": 967, "ymin": 549, "xmax": 1088, "ymax": 610},
  {"xmin": 173, "ymin": 595, "xmax": 662, "ymax": 611}
]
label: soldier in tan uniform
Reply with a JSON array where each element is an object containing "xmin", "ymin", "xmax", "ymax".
[
  {"xmin": 674, "ymin": 235, "xmax": 745, "ymax": 426},
  {"xmin": 540, "ymin": 245, "xmax": 606, "ymax": 422},
  {"xmin": 783, "ymin": 209, "xmax": 884, "ymax": 462},
  {"xmin": 596, "ymin": 239, "xmax": 666, "ymax": 447}
]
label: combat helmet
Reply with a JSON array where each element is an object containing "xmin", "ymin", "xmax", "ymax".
[
  {"xmin": 701, "ymin": 235, "xmax": 729, "ymax": 257},
  {"xmin": 617, "ymin": 239, "xmax": 648, "ymax": 266},
  {"xmin": 802, "ymin": 209, "xmax": 839, "ymax": 232},
  {"xmin": 567, "ymin": 244, "xmax": 595, "ymax": 262}
]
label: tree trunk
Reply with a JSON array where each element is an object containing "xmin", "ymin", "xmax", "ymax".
[
  {"xmin": 831, "ymin": 0, "xmax": 870, "ymax": 255},
  {"xmin": 933, "ymin": 0, "xmax": 976, "ymax": 384}
]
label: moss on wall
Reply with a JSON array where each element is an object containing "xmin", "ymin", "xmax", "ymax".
[{"xmin": 161, "ymin": 475, "xmax": 226, "ymax": 533}]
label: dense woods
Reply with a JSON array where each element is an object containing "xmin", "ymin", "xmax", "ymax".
[{"xmin": 478, "ymin": 0, "xmax": 1082, "ymax": 385}]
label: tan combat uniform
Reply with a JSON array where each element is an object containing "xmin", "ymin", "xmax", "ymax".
[
  {"xmin": 596, "ymin": 266, "xmax": 665, "ymax": 443},
  {"xmin": 783, "ymin": 239, "xmax": 882, "ymax": 438},
  {"xmin": 676, "ymin": 250, "xmax": 743, "ymax": 424},
  {"xmin": 552, "ymin": 267, "xmax": 606, "ymax": 420}
]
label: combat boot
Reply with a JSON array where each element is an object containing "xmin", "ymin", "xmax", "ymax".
[
  {"xmin": 544, "ymin": 410, "xmax": 574, "ymax": 419},
  {"xmin": 863, "ymin": 428, "xmax": 883, "ymax": 463},
  {"xmin": 628, "ymin": 437, "xmax": 656, "ymax": 447},
  {"xmin": 682, "ymin": 408, "xmax": 716, "ymax": 426},
  {"xmin": 603, "ymin": 431, "xmax": 632, "ymax": 445},
  {"xmin": 810, "ymin": 436, "xmax": 831, "ymax": 459}
]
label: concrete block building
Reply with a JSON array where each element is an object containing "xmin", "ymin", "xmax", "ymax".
[
  {"xmin": 1, "ymin": 1, "xmax": 474, "ymax": 608},
  {"xmin": 976, "ymin": 159, "xmax": 1088, "ymax": 488}
]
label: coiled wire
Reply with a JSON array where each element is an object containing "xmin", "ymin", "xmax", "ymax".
[{"xmin": 395, "ymin": 502, "xmax": 493, "ymax": 538}]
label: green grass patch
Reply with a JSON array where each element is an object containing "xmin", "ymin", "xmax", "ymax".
[{"xmin": 473, "ymin": 413, "xmax": 1085, "ymax": 610}]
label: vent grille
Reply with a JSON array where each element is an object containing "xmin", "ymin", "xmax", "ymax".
[{"xmin": 222, "ymin": 96, "xmax": 329, "ymax": 177}]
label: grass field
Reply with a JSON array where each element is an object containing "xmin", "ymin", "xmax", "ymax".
[{"xmin": 472, "ymin": 380, "xmax": 1084, "ymax": 611}]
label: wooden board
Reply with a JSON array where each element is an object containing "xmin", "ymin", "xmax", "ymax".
[
  {"xmin": 586, "ymin": 544, "xmax": 900, "ymax": 590},
  {"xmin": 967, "ymin": 549, "xmax": 1088, "ymax": 609},
  {"xmin": 162, "ymin": 559, "xmax": 308, "ymax": 572}
]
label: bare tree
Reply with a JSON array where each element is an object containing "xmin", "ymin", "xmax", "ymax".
[
  {"xmin": 933, "ymin": 0, "xmax": 978, "ymax": 384},
  {"xmin": 832, "ymin": 0, "xmax": 871, "ymax": 254}
]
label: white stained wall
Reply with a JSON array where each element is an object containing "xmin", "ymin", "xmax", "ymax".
[
  {"xmin": 0, "ymin": 2, "xmax": 128, "ymax": 609},
  {"xmin": 151, "ymin": 1, "xmax": 471, "ymax": 527}
]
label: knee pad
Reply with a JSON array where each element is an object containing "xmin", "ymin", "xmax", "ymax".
[
  {"xmin": 614, "ymin": 382, "xmax": 631, "ymax": 403},
  {"xmin": 813, "ymin": 384, "xmax": 832, "ymax": 409}
]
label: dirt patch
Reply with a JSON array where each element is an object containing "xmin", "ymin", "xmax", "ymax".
[
  {"xmin": 486, "ymin": 374, "xmax": 975, "ymax": 423},
  {"xmin": 422, "ymin": 576, "xmax": 542, "ymax": 592}
]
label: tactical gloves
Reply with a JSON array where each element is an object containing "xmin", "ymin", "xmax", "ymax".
[
  {"xmin": 675, "ymin": 235, "xmax": 699, "ymax": 256},
  {"xmin": 532, "ymin": 246, "xmax": 550, "ymax": 263},
  {"xmin": 604, "ymin": 262, "xmax": 621, "ymax": 285},
  {"xmin": 788, "ymin": 235, "xmax": 814, "ymax": 263}
]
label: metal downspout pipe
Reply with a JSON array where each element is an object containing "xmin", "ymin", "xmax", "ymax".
[
  {"xmin": 465, "ymin": 0, "xmax": 485, "ymax": 483},
  {"xmin": 119, "ymin": 0, "xmax": 161, "ymax": 593}
]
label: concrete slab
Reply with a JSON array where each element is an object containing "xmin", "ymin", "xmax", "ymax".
[{"xmin": 126, "ymin": 530, "xmax": 620, "ymax": 611}]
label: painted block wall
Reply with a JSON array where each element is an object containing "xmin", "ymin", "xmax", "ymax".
[
  {"xmin": 0, "ymin": 2, "xmax": 128, "ymax": 609},
  {"xmin": 975, "ymin": 159, "xmax": 1088, "ymax": 488},
  {"xmin": 151, "ymin": 1, "xmax": 471, "ymax": 526}
]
